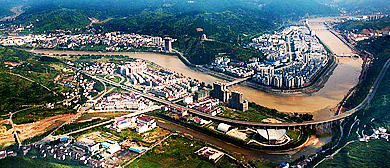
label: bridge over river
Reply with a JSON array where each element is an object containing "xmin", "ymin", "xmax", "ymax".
[{"xmin": 82, "ymin": 56, "xmax": 390, "ymax": 129}]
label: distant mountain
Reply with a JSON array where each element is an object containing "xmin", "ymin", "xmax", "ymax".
[
  {"xmin": 316, "ymin": 0, "xmax": 390, "ymax": 14},
  {"xmin": 0, "ymin": 0, "xmax": 25, "ymax": 17},
  {"xmin": 10, "ymin": 0, "xmax": 337, "ymax": 37},
  {"xmin": 2, "ymin": 0, "xmax": 339, "ymax": 64}
]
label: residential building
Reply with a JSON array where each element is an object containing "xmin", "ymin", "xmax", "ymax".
[
  {"xmin": 211, "ymin": 81, "xmax": 229, "ymax": 103},
  {"xmin": 228, "ymin": 91, "xmax": 249, "ymax": 111}
]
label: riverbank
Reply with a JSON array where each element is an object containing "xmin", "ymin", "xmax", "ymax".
[
  {"xmin": 27, "ymin": 48, "xmax": 362, "ymax": 114},
  {"xmin": 240, "ymin": 56, "xmax": 338, "ymax": 96}
]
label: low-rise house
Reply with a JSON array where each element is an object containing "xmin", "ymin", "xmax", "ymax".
[
  {"xmin": 88, "ymin": 143, "xmax": 100, "ymax": 154},
  {"xmin": 195, "ymin": 147, "xmax": 224, "ymax": 163},
  {"xmin": 107, "ymin": 144, "xmax": 121, "ymax": 154}
]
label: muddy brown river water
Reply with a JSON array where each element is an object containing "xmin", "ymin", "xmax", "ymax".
[{"xmin": 28, "ymin": 17, "xmax": 358, "ymax": 161}]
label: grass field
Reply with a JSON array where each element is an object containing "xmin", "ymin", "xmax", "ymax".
[
  {"xmin": 126, "ymin": 135, "xmax": 241, "ymax": 168},
  {"xmin": 218, "ymin": 107, "xmax": 268, "ymax": 122},
  {"xmin": 217, "ymin": 103, "xmax": 312, "ymax": 123},
  {"xmin": 109, "ymin": 76, "xmax": 122, "ymax": 83}
]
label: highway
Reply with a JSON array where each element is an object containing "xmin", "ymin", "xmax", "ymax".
[{"xmin": 80, "ymin": 56, "xmax": 390, "ymax": 128}]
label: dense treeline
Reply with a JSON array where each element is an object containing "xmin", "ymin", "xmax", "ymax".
[
  {"xmin": 0, "ymin": 48, "xmax": 60, "ymax": 114},
  {"xmin": 176, "ymin": 38, "xmax": 263, "ymax": 64},
  {"xmin": 0, "ymin": 47, "xmax": 74, "ymax": 122}
]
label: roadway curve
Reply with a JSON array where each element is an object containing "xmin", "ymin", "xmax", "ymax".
[{"xmin": 83, "ymin": 57, "xmax": 390, "ymax": 128}]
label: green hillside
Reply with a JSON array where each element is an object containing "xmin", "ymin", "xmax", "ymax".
[{"xmin": 4, "ymin": 0, "xmax": 338, "ymax": 64}]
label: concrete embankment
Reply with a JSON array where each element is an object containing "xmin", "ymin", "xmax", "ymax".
[{"xmin": 230, "ymin": 55, "xmax": 338, "ymax": 95}]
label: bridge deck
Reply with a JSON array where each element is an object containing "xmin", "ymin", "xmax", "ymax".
[{"xmin": 81, "ymin": 57, "xmax": 390, "ymax": 128}]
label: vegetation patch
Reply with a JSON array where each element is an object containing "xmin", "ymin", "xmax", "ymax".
[
  {"xmin": 127, "ymin": 135, "xmax": 240, "ymax": 168},
  {"xmin": 0, "ymin": 156, "xmax": 87, "ymax": 168}
]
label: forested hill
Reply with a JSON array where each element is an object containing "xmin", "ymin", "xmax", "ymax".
[
  {"xmin": 2, "ymin": 0, "xmax": 338, "ymax": 64},
  {"xmin": 10, "ymin": 0, "xmax": 337, "ymax": 38},
  {"xmin": 0, "ymin": 0, "xmax": 24, "ymax": 17}
]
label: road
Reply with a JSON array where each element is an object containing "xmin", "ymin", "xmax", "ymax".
[
  {"xmin": 51, "ymin": 105, "xmax": 161, "ymax": 139},
  {"xmin": 82, "ymin": 54, "xmax": 390, "ymax": 127},
  {"xmin": 311, "ymin": 56, "xmax": 390, "ymax": 167},
  {"xmin": 44, "ymin": 72, "xmax": 112, "ymax": 140}
]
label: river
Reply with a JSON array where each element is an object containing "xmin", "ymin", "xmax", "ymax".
[
  {"xmin": 30, "ymin": 18, "xmax": 362, "ymax": 120},
  {"xmin": 27, "ymin": 17, "xmax": 359, "ymax": 162},
  {"xmin": 32, "ymin": 50, "xmax": 361, "ymax": 120}
]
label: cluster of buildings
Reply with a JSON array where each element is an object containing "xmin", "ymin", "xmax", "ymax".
[
  {"xmin": 55, "ymin": 73, "xmax": 97, "ymax": 108},
  {"xmin": 79, "ymin": 77, "xmax": 98, "ymax": 100},
  {"xmin": 81, "ymin": 60, "xmax": 199, "ymax": 102},
  {"xmin": 249, "ymin": 26, "xmax": 329, "ymax": 89},
  {"xmin": 188, "ymin": 97, "xmax": 221, "ymax": 116},
  {"xmin": 93, "ymin": 92, "xmax": 154, "ymax": 111},
  {"xmin": 162, "ymin": 106, "xmax": 189, "ymax": 118},
  {"xmin": 359, "ymin": 127, "xmax": 389, "ymax": 142},
  {"xmin": 0, "ymin": 31, "xmax": 175, "ymax": 52},
  {"xmin": 211, "ymin": 81, "xmax": 248, "ymax": 111},
  {"xmin": 206, "ymin": 26, "xmax": 329, "ymax": 89},
  {"xmin": 111, "ymin": 115, "xmax": 157, "ymax": 134},
  {"xmin": 343, "ymin": 27, "xmax": 390, "ymax": 42},
  {"xmin": 338, "ymin": 15, "xmax": 390, "ymax": 42},
  {"xmin": 208, "ymin": 57, "xmax": 254, "ymax": 78},
  {"xmin": 84, "ymin": 62, "xmax": 117, "ymax": 75},
  {"xmin": 117, "ymin": 61, "xmax": 199, "ymax": 100},
  {"xmin": 33, "ymin": 138, "xmax": 111, "ymax": 167},
  {"xmin": 216, "ymin": 123, "xmax": 248, "ymax": 141},
  {"xmin": 118, "ymin": 61, "xmax": 147, "ymax": 77},
  {"xmin": 343, "ymin": 15, "xmax": 389, "ymax": 22},
  {"xmin": 26, "ymin": 115, "xmax": 156, "ymax": 168}
]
